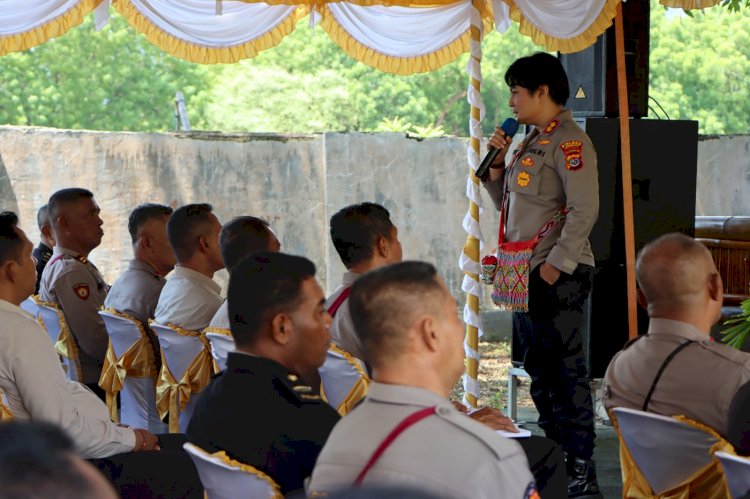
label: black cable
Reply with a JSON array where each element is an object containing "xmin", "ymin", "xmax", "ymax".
[{"xmin": 649, "ymin": 96, "xmax": 671, "ymax": 120}]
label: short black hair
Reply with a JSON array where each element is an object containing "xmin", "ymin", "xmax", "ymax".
[
  {"xmin": 228, "ymin": 252, "xmax": 316, "ymax": 347},
  {"xmin": 330, "ymin": 203, "xmax": 396, "ymax": 268},
  {"xmin": 220, "ymin": 216, "xmax": 273, "ymax": 272},
  {"xmin": 0, "ymin": 211, "xmax": 24, "ymax": 265},
  {"xmin": 128, "ymin": 203, "xmax": 173, "ymax": 244},
  {"xmin": 505, "ymin": 52, "xmax": 570, "ymax": 106},
  {"xmin": 47, "ymin": 188, "xmax": 94, "ymax": 228},
  {"xmin": 349, "ymin": 261, "xmax": 443, "ymax": 364},
  {"xmin": 0, "ymin": 421, "xmax": 100, "ymax": 499},
  {"xmin": 36, "ymin": 205, "xmax": 50, "ymax": 230},
  {"xmin": 167, "ymin": 203, "xmax": 215, "ymax": 262}
]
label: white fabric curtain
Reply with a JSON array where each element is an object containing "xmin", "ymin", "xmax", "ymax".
[
  {"xmin": 511, "ymin": 0, "xmax": 607, "ymax": 39},
  {"xmin": 126, "ymin": 0, "xmax": 297, "ymax": 47},
  {"xmin": 0, "ymin": 0, "xmax": 86, "ymax": 36}
]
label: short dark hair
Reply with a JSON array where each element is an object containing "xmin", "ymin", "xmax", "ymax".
[
  {"xmin": 349, "ymin": 261, "xmax": 443, "ymax": 364},
  {"xmin": 128, "ymin": 203, "xmax": 173, "ymax": 244},
  {"xmin": 167, "ymin": 203, "xmax": 215, "ymax": 262},
  {"xmin": 228, "ymin": 252, "xmax": 316, "ymax": 347},
  {"xmin": 330, "ymin": 203, "xmax": 396, "ymax": 268},
  {"xmin": 36, "ymin": 205, "xmax": 50, "ymax": 230},
  {"xmin": 47, "ymin": 188, "xmax": 94, "ymax": 228},
  {"xmin": 0, "ymin": 421, "xmax": 100, "ymax": 499},
  {"xmin": 220, "ymin": 216, "xmax": 273, "ymax": 272},
  {"xmin": 0, "ymin": 211, "xmax": 24, "ymax": 265},
  {"xmin": 504, "ymin": 52, "xmax": 570, "ymax": 106}
]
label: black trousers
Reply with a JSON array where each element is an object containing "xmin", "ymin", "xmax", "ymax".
[
  {"xmin": 518, "ymin": 435, "xmax": 568, "ymax": 498},
  {"xmin": 513, "ymin": 264, "xmax": 596, "ymax": 460}
]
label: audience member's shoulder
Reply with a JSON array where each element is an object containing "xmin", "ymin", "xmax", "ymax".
[
  {"xmin": 703, "ymin": 340, "xmax": 750, "ymax": 369},
  {"xmin": 432, "ymin": 406, "xmax": 524, "ymax": 462}
]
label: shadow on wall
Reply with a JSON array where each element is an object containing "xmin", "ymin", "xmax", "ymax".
[{"xmin": 0, "ymin": 152, "xmax": 19, "ymax": 216}]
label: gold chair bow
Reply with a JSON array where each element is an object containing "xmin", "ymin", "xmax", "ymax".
[
  {"xmin": 154, "ymin": 327, "xmax": 215, "ymax": 433},
  {"xmin": 36, "ymin": 299, "xmax": 83, "ymax": 382},
  {"xmin": 0, "ymin": 387, "xmax": 13, "ymax": 422},
  {"xmin": 98, "ymin": 309, "xmax": 158, "ymax": 423}
]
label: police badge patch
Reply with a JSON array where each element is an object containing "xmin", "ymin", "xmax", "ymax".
[
  {"xmin": 543, "ymin": 120, "xmax": 559, "ymax": 135},
  {"xmin": 560, "ymin": 140, "xmax": 584, "ymax": 170},
  {"xmin": 73, "ymin": 283, "xmax": 90, "ymax": 300},
  {"xmin": 521, "ymin": 157, "xmax": 534, "ymax": 168},
  {"xmin": 517, "ymin": 172, "xmax": 531, "ymax": 187}
]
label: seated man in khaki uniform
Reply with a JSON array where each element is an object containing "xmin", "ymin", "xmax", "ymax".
[
  {"xmin": 39, "ymin": 188, "xmax": 110, "ymax": 395},
  {"xmin": 604, "ymin": 233, "xmax": 750, "ymax": 440},
  {"xmin": 105, "ymin": 203, "xmax": 175, "ymax": 326},
  {"xmin": 154, "ymin": 203, "xmax": 224, "ymax": 331},
  {"xmin": 309, "ymin": 262, "xmax": 539, "ymax": 499}
]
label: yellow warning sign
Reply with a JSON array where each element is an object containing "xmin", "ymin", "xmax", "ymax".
[{"xmin": 575, "ymin": 86, "xmax": 586, "ymax": 99}]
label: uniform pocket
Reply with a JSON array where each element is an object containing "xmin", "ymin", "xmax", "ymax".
[{"xmin": 508, "ymin": 154, "xmax": 543, "ymax": 196}]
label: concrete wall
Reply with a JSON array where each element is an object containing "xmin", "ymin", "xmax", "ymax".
[{"xmin": 696, "ymin": 135, "xmax": 750, "ymax": 216}]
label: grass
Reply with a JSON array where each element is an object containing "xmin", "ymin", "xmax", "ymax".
[{"xmin": 451, "ymin": 339, "xmax": 534, "ymax": 410}]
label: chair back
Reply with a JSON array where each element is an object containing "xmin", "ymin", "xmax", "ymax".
[
  {"xmin": 203, "ymin": 327, "xmax": 234, "ymax": 371},
  {"xmin": 0, "ymin": 386, "xmax": 13, "ymax": 421},
  {"xmin": 612, "ymin": 407, "xmax": 730, "ymax": 496},
  {"xmin": 99, "ymin": 309, "xmax": 163, "ymax": 432},
  {"xmin": 151, "ymin": 322, "xmax": 214, "ymax": 433},
  {"xmin": 20, "ymin": 295, "xmax": 39, "ymax": 318},
  {"xmin": 36, "ymin": 300, "xmax": 82, "ymax": 382},
  {"xmin": 183, "ymin": 443, "xmax": 282, "ymax": 499},
  {"xmin": 319, "ymin": 344, "xmax": 370, "ymax": 416},
  {"xmin": 716, "ymin": 451, "xmax": 750, "ymax": 499}
]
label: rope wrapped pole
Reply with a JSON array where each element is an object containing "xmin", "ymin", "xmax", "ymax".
[{"xmin": 459, "ymin": 0, "xmax": 485, "ymax": 409}]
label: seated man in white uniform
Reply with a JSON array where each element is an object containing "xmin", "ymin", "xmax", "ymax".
[
  {"xmin": 154, "ymin": 203, "xmax": 224, "ymax": 331},
  {"xmin": 208, "ymin": 216, "xmax": 281, "ymax": 330},
  {"xmin": 309, "ymin": 261, "xmax": 538, "ymax": 499},
  {"xmin": 0, "ymin": 211, "xmax": 159, "ymax": 458}
]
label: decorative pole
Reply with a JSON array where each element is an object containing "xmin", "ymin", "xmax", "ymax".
[{"xmin": 460, "ymin": 0, "xmax": 485, "ymax": 409}]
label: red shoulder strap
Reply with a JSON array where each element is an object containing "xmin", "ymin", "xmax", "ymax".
[
  {"xmin": 354, "ymin": 406, "xmax": 437, "ymax": 486},
  {"xmin": 47, "ymin": 255, "xmax": 65, "ymax": 266},
  {"xmin": 327, "ymin": 287, "xmax": 351, "ymax": 317}
]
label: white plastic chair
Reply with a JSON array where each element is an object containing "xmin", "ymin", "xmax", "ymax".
[
  {"xmin": 183, "ymin": 443, "xmax": 282, "ymax": 499},
  {"xmin": 151, "ymin": 322, "xmax": 213, "ymax": 433},
  {"xmin": 319, "ymin": 344, "xmax": 370, "ymax": 416},
  {"xmin": 36, "ymin": 301, "xmax": 82, "ymax": 382},
  {"xmin": 203, "ymin": 327, "xmax": 235, "ymax": 372},
  {"xmin": 612, "ymin": 407, "xmax": 723, "ymax": 495},
  {"xmin": 716, "ymin": 451, "xmax": 750, "ymax": 498},
  {"xmin": 99, "ymin": 309, "xmax": 166, "ymax": 433}
]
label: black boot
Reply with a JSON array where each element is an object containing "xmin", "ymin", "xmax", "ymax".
[{"xmin": 566, "ymin": 456, "xmax": 602, "ymax": 498}]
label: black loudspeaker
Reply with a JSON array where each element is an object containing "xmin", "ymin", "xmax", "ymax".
[
  {"xmin": 558, "ymin": 0, "xmax": 650, "ymax": 118},
  {"xmin": 510, "ymin": 119, "xmax": 699, "ymax": 378}
]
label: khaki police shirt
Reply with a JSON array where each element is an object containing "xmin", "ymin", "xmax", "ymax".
[
  {"xmin": 39, "ymin": 246, "xmax": 110, "ymax": 384},
  {"xmin": 604, "ymin": 318, "xmax": 750, "ymax": 436},
  {"xmin": 104, "ymin": 259, "xmax": 166, "ymax": 326},
  {"xmin": 154, "ymin": 265, "xmax": 223, "ymax": 331},
  {"xmin": 482, "ymin": 110, "xmax": 599, "ymax": 274},
  {"xmin": 308, "ymin": 382, "xmax": 536, "ymax": 499},
  {"xmin": 326, "ymin": 271, "xmax": 366, "ymax": 364},
  {"xmin": 0, "ymin": 299, "xmax": 135, "ymax": 457}
]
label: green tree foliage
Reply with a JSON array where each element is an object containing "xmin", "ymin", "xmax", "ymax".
[
  {"xmin": 650, "ymin": 0, "xmax": 750, "ymax": 134},
  {"xmin": 0, "ymin": 14, "xmax": 209, "ymax": 131}
]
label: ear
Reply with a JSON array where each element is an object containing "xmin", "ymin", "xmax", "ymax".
[
  {"xmin": 270, "ymin": 314, "xmax": 292, "ymax": 345},
  {"xmin": 377, "ymin": 235, "xmax": 390, "ymax": 260},
  {"xmin": 3, "ymin": 260, "xmax": 20, "ymax": 284},
  {"xmin": 41, "ymin": 225, "xmax": 54, "ymax": 242},
  {"xmin": 536, "ymin": 84, "xmax": 549, "ymax": 99},
  {"xmin": 636, "ymin": 288, "xmax": 648, "ymax": 310},
  {"xmin": 138, "ymin": 234, "xmax": 152, "ymax": 251},
  {"xmin": 416, "ymin": 314, "xmax": 439, "ymax": 353},
  {"xmin": 708, "ymin": 272, "xmax": 723, "ymax": 303}
]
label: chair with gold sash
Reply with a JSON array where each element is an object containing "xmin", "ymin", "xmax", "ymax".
[
  {"xmin": 20, "ymin": 294, "xmax": 39, "ymax": 318},
  {"xmin": 611, "ymin": 407, "xmax": 733, "ymax": 498},
  {"xmin": 150, "ymin": 322, "xmax": 214, "ymax": 433},
  {"xmin": 319, "ymin": 344, "xmax": 370, "ymax": 416},
  {"xmin": 716, "ymin": 451, "xmax": 750, "ymax": 499},
  {"xmin": 203, "ymin": 327, "xmax": 235, "ymax": 372},
  {"xmin": 0, "ymin": 386, "xmax": 13, "ymax": 422},
  {"xmin": 183, "ymin": 442, "xmax": 282, "ymax": 499},
  {"xmin": 98, "ymin": 309, "xmax": 165, "ymax": 433},
  {"xmin": 36, "ymin": 299, "xmax": 83, "ymax": 382}
]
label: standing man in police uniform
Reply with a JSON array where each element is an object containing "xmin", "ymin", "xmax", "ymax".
[
  {"xmin": 39, "ymin": 188, "xmax": 110, "ymax": 397},
  {"xmin": 481, "ymin": 52, "xmax": 600, "ymax": 497},
  {"xmin": 32, "ymin": 204, "xmax": 55, "ymax": 294}
]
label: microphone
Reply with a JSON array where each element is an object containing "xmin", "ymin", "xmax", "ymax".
[{"xmin": 475, "ymin": 118, "xmax": 519, "ymax": 181}]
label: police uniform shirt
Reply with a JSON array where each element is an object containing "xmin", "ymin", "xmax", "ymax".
[
  {"xmin": 482, "ymin": 109, "xmax": 599, "ymax": 274},
  {"xmin": 326, "ymin": 271, "xmax": 366, "ymax": 363},
  {"xmin": 207, "ymin": 301, "xmax": 229, "ymax": 330},
  {"xmin": 32, "ymin": 242, "xmax": 53, "ymax": 294},
  {"xmin": 104, "ymin": 259, "xmax": 166, "ymax": 326},
  {"xmin": 154, "ymin": 265, "xmax": 223, "ymax": 331},
  {"xmin": 187, "ymin": 352, "xmax": 340, "ymax": 495},
  {"xmin": 0, "ymin": 299, "xmax": 135, "ymax": 458},
  {"xmin": 604, "ymin": 318, "xmax": 750, "ymax": 436},
  {"xmin": 39, "ymin": 246, "xmax": 110, "ymax": 384},
  {"xmin": 309, "ymin": 382, "xmax": 536, "ymax": 499}
]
